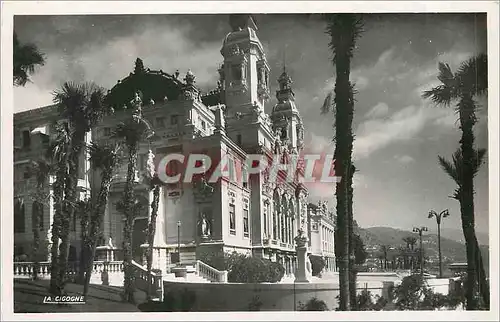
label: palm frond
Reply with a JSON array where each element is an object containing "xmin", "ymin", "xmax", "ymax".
[
  {"xmin": 53, "ymin": 82, "xmax": 110, "ymax": 134},
  {"xmin": 321, "ymin": 90, "xmax": 335, "ymax": 114},
  {"xmin": 324, "ymin": 14, "xmax": 364, "ymax": 64},
  {"xmin": 437, "ymin": 62, "xmax": 455, "ymax": 86},
  {"xmin": 456, "ymin": 53, "xmax": 488, "ymax": 97},
  {"xmin": 472, "ymin": 148, "xmax": 487, "ymax": 176},
  {"xmin": 113, "ymin": 115, "xmax": 155, "ymax": 147},
  {"xmin": 422, "ymin": 85, "xmax": 455, "ymax": 106},
  {"xmin": 88, "ymin": 142, "xmax": 122, "ymax": 171},
  {"xmin": 13, "ymin": 32, "xmax": 45, "ymax": 86}
]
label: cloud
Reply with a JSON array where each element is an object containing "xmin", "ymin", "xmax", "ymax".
[
  {"xmin": 14, "ymin": 19, "xmax": 223, "ymax": 112},
  {"xmin": 354, "ymin": 104, "xmax": 455, "ymax": 160},
  {"xmin": 394, "ymin": 155, "xmax": 415, "ymax": 163},
  {"xmin": 365, "ymin": 102, "xmax": 389, "ymax": 118}
]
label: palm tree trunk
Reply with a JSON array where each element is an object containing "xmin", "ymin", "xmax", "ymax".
[
  {"xmin": 333, "ymin": 48, "xmax": 353, "ymax": 312},
  {"xmin": 146, "ymin": 183, "xmax": 160, "ymax": 300},
  {"xmin": 83, "ymin": 170, "xmax": 113, "ymax": 297},
  {"xmin": 57, "ymin": 151, "xmax": 79, "ymax": 291},
  {"xmin": 474, "ymin": 234, "xmax": 489, "ymax": 308},
  {"xmin": 122, "ymin": 144, "xmax": 139, "ymax": 304},
  {"xmin": 32, "ymin": 202, "xmax": 41, "ymax": 280},
  {"xmin": 347, "ymin": 165, "xmax": 357, "ymax": 310},
  {"xmin": 78, "ymin": 213, "xmax": 91, "ymax": 284},
  {"xmin": 49, "ymin": 166, "xmax": 65, "ymax": 295},
  {"xmin": 458, "ymin": 95, "xmax": 479, "ymax": 310}
]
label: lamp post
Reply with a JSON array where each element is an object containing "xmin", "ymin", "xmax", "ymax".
[
  {"xmin": 428, "ymin": 209, "xmax": 449, "ymax": 278},
  {"xmin": 177, "ymin": 220, "xmax": 181, "ymax": 265},
  {"xmin": 413, "ymin": 226, "xmax": 428, "ymax": 276}
]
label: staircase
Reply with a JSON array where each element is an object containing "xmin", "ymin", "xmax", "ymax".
[{"xmin": 14, "ymin": 258, "xmax": 227, "ymax": 301}]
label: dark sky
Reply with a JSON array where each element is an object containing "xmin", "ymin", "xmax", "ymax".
[{"xmin": 14, "ymin": 13, "xmax": 489, "ymax": 234}]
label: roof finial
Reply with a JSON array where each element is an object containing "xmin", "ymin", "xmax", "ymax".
[{"xmin": 283, "ymin": 46, "xmax": 287, "ymax": 73}]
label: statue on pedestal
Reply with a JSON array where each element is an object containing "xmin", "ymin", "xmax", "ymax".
[{"xmin": 198, "ymin": 212, "xmax": 212, "ymax": 238}]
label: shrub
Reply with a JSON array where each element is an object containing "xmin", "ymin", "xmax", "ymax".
[
  {"xmin": 227, "ymin": 256, "xmax": 285, "ymax": 283},
  {"xmin": 392, "ymin": 274, "xmax": 458, "ymax": 311},
  {"xmin": 309, "ymin": 255, "xmax": 326, "ymax": 276},
  {"xmin": 356, "ymin": 289, "xmax": 388, "ymax": 311},
  {"xmin": 248, "ymin": 295, "xmax": 263, "ymax": 311},
  {"xmin": 298, "ymin": 298, "xmax": 329, "ymax": 311},
  {"xmin": 268, "ymin": 261, "xmax": 285, "ymax": 282}
]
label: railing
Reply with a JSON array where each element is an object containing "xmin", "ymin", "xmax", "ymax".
[
  {"xmin": 131, "ymin": 260, "xmax": 163, "ymax": 300},
  {"xmin": 14, "ymin": 261, "xmax": 52, "ymax": 279},
  {"xmin": 195, "ymin": 260, "xmax": 228, "ymax": 283},
  {"xmin": 14, "ymin": 261, "xmax": 123, "ymax": 279}
]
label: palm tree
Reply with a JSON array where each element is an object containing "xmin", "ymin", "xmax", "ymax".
[
  {"xmin": 26, "ymin": 159, "xmax": 53, "ymax": 280},
  {"xmin": 380, "ymin": 245, "xmax": 389, "ymax": 270},
  {"xmin": 322, "ymin": 13, "xmax": 364, "ymax": 311},
  {"xmin": 113, "ymin": 92, "xmax": 154, "ymax": 303},
  {"xmin": 75, "ymin": 198, "xmax": 92, "ymax": 284},
  {"xmin": 402, "ymin": 236, "xmax": 417, "ymax": 270},
  {"xmin": 46, "ymin": 121, "xmax": 71, "ymax": 295},
  {"xmin": 13, "ymin": 32, "xmax": 45, "ymax": 86},
  {"xmin": 143, "ymin": 168, "xmax": 164, "ymax": 300},
  {"xmin": 423, "ymin": 53, "xmax": 488, "ymax": 309},
  {"xmin": 52, "ymin": 82, "xmax": 110, "ymax": 294},
  {"xmin": 347, "ymin": 164, "xmax": 357, "ymax": 309},
  {"xmin": 83, "ymin": 142, "xmax": 122, "ymax": 297},
  {"xmin": 438, "ymin": 148, "xmax": 489, "ymax": 308}
]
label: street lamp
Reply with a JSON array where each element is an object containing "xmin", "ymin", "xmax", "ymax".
[
  {"xmin": 177, "ymin": 221, "xmax": 181, "ymax": 265},
  {"xmin": 413, "ymin": 226, "xmax": 428, "ymax": 276},
  {"xmin": 428, "ymin": 209, "xmax": 450, "ymax": 278}
]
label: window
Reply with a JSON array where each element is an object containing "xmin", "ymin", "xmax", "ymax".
[
  {"xmin": 23, "ymin": 169, "xmax": 30, "ymax": 179},
  {"xmin": 156, "ymin": 117, "xmax": 165, "ymax": 127},
  {"xmin": 78, "ymin": 151, "xmax": 86, "ymax": 180},
  {"xmin": 170, "ymin": 115, "xmax": 179, "ymax": 125},
  {"xmin": 243, "ymin": 181, "xmax": 248, "ymax": 189},
  {"xmin": 103, "ymin": 127, "xmax": 111, "ymax": 136},
  {"xmin": 232, "ymin": 64, "xmax": 242, "ymax": 81},
  {"xmin": 201, "ymin": 120, "xmax": 206, "ymax": 131},
  {"xmin": 229, "ymin": 204, "xmax": 236, "ymax": 235},
  {"xmin": 280, "ymin": 128, "xmax": 287, "ymax": 140},
  {"xmin": 14, "ymin": 199, "xmax": 25, "ymax": 233},
  {"xmin": 32, "ymin": 201, "xmax": 44, "ymax": 230},
  {"xmin": 243, "ymin": 209, "xmax": 249, "ymax": 238},
  {"xmin": 71, "ymin": 214, "xmax": 77, "ymax": 232},
  {"xmin": 263, "ymin": 211, "xmax": 267, "ymax": 236},
  {"xmin": 22, "ymin": 130, "xmax": 31, "ymax": 148}
]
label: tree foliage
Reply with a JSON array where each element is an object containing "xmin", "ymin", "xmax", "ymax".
[{"xmin": 13, "ymin": 32, "xmax": 45, "ymax": 86}]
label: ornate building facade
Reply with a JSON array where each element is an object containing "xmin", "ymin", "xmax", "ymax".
[{"xmin": 13, "ymin": 15, "xmax": 335, "ymax": 276}]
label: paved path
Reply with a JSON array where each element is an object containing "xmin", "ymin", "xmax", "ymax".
[{"xmin": 14, "ymin": 279, "xmax": 147, "ymax": 313}]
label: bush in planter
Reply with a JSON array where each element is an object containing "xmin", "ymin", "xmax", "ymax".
[
  {"xmin": 139, "ymin": 288, "xmax": 197, "ymax": 312},
  {"xmin": 268, "ymin": 261, "xmax": 285, "ymax": 283},
  {"xmin": 298, "ymin": 298, "xmax": 329, "ymax": 311},
  {"xmin": 227, "ymin": 256, "xmax": 285, "ymax": 283},
  {"xmin": 309, "ymin": 255, "xmax": 326, "ymax": 276}
]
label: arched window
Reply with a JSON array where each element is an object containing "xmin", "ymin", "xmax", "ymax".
[
  {"xmin": 14, "ymin": 198, "xmax": 25, "ymax": 233},
  {"xmin": 32, "ymin": 201, "xmax": 44, "ymax": 230}
]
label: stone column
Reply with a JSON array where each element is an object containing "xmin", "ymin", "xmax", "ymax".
[{"xmin": 294, "ymin": 230, "xmax": 310, "ymax": 283}]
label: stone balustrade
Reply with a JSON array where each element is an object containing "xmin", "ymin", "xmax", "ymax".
[
  {"xmin": 13, "ymin": 260, "xmax": 123, "ymax": 279},
  {"xmin": 195, "ymin": 260, "xmax": 228, "ymax": 283}
]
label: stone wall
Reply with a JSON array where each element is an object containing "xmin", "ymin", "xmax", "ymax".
[{"xmin": 162, "ymin": 280, "xmax": 389, "ymax": 311}]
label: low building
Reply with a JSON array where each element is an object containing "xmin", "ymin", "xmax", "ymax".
[{"xmin": 307, "ymin": 201, "xmax": 336, "ymax": 272}]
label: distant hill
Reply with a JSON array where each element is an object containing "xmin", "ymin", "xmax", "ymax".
[
  {"xmin": 440, "ymin": 228, "xmax": 489, "ymax": 246},
  {"xmin": 356, "ymin": 226, "xmax": 489, "ymax": 271}
]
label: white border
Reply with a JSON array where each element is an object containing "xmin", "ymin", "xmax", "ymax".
[{"xmin": 1, "ymin": 1, "xmax": 499, "ymax": 321}]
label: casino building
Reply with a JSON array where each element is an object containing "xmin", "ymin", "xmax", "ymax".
[{"xmin": 13, "ymin": 15, "xmax": 335, "ymax": 276}]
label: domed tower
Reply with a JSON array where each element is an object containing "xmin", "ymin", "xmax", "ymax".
[
  {"xmin": 271, "ymin": 67, "xmax": 305, "ymax": 154},
  {"xmin": 219, "ymin": 14, "xmax": 271, "ymax": 116}
]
